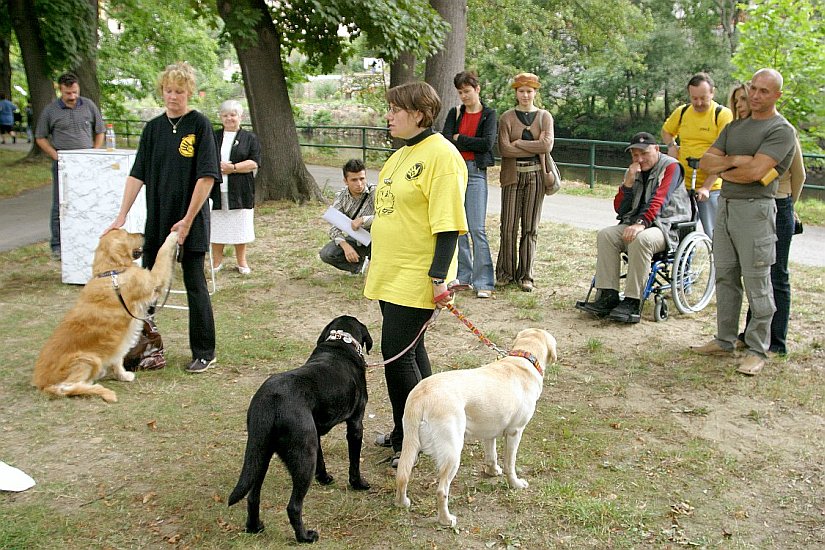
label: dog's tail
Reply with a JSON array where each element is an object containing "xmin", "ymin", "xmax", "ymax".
[
  {"xmin": 395, "ymin": 398, "xmax": 425, "ymax": 508},
  {"xmin": 228, "ymin": 410, "xmax": 273, "ymax": 506}
]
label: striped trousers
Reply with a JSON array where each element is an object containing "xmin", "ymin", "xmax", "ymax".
[{"xmin": 496, "ymin": 169, "xmax": 544, "ymax": 285}]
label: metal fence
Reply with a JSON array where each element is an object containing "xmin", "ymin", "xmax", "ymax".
[{"xmin": 108, "ymin": 119, "xmax": 824, "ymax": 191}]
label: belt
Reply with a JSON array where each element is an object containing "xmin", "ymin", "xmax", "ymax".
[
  {"xmin": 515, "ymin": 160, "xmax": 539, "ymax": 166},
  {"xmin": 516, "ymin": 164, "xmax": 541, "ymax": 173}
]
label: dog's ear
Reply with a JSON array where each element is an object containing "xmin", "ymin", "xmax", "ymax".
[{"xmin": 361, "ymin": 322, "xmax": 373, "ymax": 355}]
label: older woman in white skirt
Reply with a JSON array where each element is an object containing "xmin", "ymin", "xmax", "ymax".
[{"xmin": 210, "ymin": 100, "xmax": 261, "ymax": 274}]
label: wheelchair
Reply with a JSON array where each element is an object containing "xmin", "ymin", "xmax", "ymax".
[{"xmin": 575, "ymin": 157, "xmax": 715, "ymax": 322}]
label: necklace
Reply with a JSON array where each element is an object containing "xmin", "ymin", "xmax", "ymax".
[
  {"xmin": 382, "ymin": 145, "xmax": 417, "ymax": 186},
  {"xmin": 167, "ymin": 111, "xmax": 189, "ymax": 134}
]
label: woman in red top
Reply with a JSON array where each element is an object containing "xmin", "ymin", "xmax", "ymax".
[{"xmin": 442, "ymin": 71, "xmax": 497, "ymax": 298}]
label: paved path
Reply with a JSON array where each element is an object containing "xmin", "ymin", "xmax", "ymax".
[{"xmin": 1, "ymin": 143, "xmax": 823, "ymax": 266}]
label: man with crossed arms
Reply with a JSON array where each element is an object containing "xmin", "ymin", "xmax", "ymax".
[{"xmin": 692, "ymin": 68, "xmax": 796, "ymax": 376}]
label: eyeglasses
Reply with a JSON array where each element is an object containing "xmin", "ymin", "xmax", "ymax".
[{"xmin": 387, "ymin": 105, "xmax": 406, "ymax": 115}]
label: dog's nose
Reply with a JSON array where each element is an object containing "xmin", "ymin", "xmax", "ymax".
[{"xmin": 132, "ymin": 247, "xmax": 143, "ymax": 260}]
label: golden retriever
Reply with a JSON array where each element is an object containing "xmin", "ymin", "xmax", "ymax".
[
  {"xmin": 32, "ymin": 229, "xmax": 178, "ymax": 403},
  {"xmin": 395, "ymin": 328, "xmax": 557, "ymax": 527}
]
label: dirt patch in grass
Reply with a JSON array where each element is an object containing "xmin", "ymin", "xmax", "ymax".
[{"xmin": 1, "ymin": 200, "xmax": 824, "ymax": 549}]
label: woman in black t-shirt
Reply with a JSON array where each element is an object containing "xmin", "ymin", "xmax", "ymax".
[{"xmin": 106, "ymin": 62, "xmax": 221, "ymax": 374}]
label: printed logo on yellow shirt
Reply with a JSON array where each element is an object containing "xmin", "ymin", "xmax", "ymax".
[
  {"xmin": 375, "ymin": 185, "xmax": 395, "ymax": 216},
  {"xmin": 179, "ymin": 134, "xmax": 196, "ymax": 158},
  {"xmin": 406, "ymin": 162, "xmax": 424, "ymax": 180}
]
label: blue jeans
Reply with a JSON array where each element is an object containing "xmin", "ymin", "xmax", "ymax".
[
  {"xmin": 697, "ymin": 189, "xmax": 720, "ymax": 239},
  {"xmin": 743, "ymin": 196, "xmax": 794, "ymax": 354},
  {"xmin": 50, "ymin": 160, "xmax": 60, "ymax": 253},
  {"xmin": 457, "ymin": 160, "xmax": 495, "ymax": 291}
]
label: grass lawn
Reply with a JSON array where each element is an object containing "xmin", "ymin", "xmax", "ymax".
[
  {"xmin": 1, "ymin": 199, "xmax": 823, "ymax": 548},
  {"xmin": 0, "ymin": 149, "xmax": 52, "ymax": 199}
]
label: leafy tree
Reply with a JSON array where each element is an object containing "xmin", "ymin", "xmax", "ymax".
[
  {"xmin": 731, "ymin": 0, "xmax": 824, "ymax": 149},
  {"xmin": 216, "ymin": 0, "xmax": 448, "ymax": 203},
  {"xmin": 98, "ymin": 0, "xmax": 221, "ymax": 118}
]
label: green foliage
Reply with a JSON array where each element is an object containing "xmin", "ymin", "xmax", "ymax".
[
  {"xmin": 33, "ymin": 0, "xmax": 96, "ymax": 74},
  {"xmin": 97, "ymin": 0, "xmax": 222, "ymax": 117},
  {"xmin": 314, "ymin": 80, "xmax": 338, "ymax": 100},
  {"xmin": 732, "ymin": 0, "xmax": 825, "ymax": 150}
]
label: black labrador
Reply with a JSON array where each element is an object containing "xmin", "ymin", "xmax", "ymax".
[{"xmin": 228, "ymin": 315, "xmax": 373, "ymax": 543}]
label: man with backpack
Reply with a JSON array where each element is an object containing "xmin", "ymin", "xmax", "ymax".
[{"xmin": 662, "ymin": 73, "xmax": 732, "ymax": 238}]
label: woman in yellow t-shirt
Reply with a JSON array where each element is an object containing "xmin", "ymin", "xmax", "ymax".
[{"xmin": 364, "ymin": 82, "xmax": 468, "ymax": 467}]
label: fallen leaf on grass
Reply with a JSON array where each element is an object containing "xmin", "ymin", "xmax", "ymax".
[
  {"xmin": 212, "ymin": 493, "xmax": 223, "ymax": 503},
  {"xmin": 166, "ymin": 534, "xmax": 180, "ymax": 544},
  {"xmin": 142, "ymin": 491, "xmax": 156, "ymax": 504},
  {"xmin": 147, "ymin": 420, "xmax": 158, "ymax": 431}
]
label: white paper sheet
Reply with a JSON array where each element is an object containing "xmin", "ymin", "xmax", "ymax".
[
  {"xmin": 322, "ymin": 207, "xmax": 372, "ymax": 246},
  {"xmin": 0, "ymin": 461, "xmax": 36, "ymax": 492}
]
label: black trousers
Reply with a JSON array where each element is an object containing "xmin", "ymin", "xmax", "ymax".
[
  {"xmin": 379, "ymin": 301, "xmax": 434, "ymax": 452},
  {"xmin": 144, "ymin": 246, "xmax": 216, "ymax": 362}
]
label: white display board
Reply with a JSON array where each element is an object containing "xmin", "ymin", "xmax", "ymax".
[{"xmin": 58, "ymin": 149, "xmax": 145, "ymax": 284}]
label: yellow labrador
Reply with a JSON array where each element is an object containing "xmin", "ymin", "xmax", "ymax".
[
  {"xmin": 32, "ymin": 229, "xmax": 178, "ymax": 403},
  {"xmin": 395, "ymin": 328, "xmax": 557, "ymax": 527}
]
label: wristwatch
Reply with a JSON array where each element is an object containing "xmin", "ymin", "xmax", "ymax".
[{"xmin": 431, "ymin": 278, "xmax": 445, "ymax": 285}]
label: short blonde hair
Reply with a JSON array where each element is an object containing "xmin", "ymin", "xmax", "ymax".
[
  {"xmin": 386, "ymin": 82, "xmax": 441, "ymax": 128},
  {"xmin": 157, "ymin": 62, "xmax": 196, "ymax": 97},
  {"xmin": 220, "ymin": 100, "xmax": 244, "ymax": 117}
]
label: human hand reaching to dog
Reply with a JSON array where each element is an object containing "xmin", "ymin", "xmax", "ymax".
[
  {"xmin": 102, "ymin": 216, "xmax": 126, "ymax": 237},
  {"xmin": 170, "ymin": 219, "xmax": 191, "ymax": 245}
]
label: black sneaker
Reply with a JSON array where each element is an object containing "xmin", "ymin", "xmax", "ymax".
[
  {"xmin": 609, "ymin": 298, "xmax": 641, "ymax": 323},
  {"xmin": 577, "ymin": 289, "xmax": 620, "ymax": 316},
  {"xmin": 186, "ymin": 357, "xmax": 215, "ymax": 373}
]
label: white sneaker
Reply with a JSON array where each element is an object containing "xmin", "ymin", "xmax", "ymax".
[{"xmin": 238, "ymin": 265, "xmax": 251, "ymax": 275}]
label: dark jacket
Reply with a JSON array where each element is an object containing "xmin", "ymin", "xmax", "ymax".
[
  {"xmin": 210, "ymin": 128, "xmax": 261, "ymax": 210},
  {"xmin": 442, "ymin": 103, "xmax": 497, "ymax": 170}
]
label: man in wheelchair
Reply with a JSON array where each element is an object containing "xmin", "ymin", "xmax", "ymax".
[{"xmin": 577, "ymin": 132, "xmax": 691, "ymax": 323}]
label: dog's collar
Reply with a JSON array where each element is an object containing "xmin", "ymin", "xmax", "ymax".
[
  {"xmin": 326, "ymin": 330, "xmax": 364, "ymax": 357},
  {"xmin": 509, "ymin": 349, "xmax": 543, "ymax": 376},
  {"xmin": 96, "ymin": 269, "xmax": 126, "ymax": 278}
]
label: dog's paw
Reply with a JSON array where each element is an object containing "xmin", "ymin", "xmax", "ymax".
[
  {"xmin": 245, "ymin": 520, "xmax": 265, "ymax": 534},
  {"xmin": 166, "ymin": 230, "xmax": 179, "ymax": 243},
  {"xmin": 119, "ymin": 370, "xmax": 136, "ymax": 382},
  {"xmin": 350, "ymin": 477, "xmax": 370, "ymax": 491},
  {"xmin": 438, "ymin": 512, "xmax": 457, "ymax": 528},
  {"xmin": 315, "ymin": 473, "xmax": 334, "ymax": 485},
  {"xmin": 508, "ymin": 476, "xmax": 528, "ymax": 490},
  {"xmin": 482, "ymin": 463, "xmax": 502, "ymax": 477},
  {"xmin": 395, "ymin": 495, "xmax": 411, "ymax": 509},
  {"xmin": 297, "ymin": 529, "xmax": 319, "ymax": 543},
  {"xmin": 101, "ymin": 391, "xmax": 118, "ymax": 403}
]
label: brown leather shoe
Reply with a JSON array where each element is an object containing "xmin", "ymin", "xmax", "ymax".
[
  {"xmin": 736, "ymin": 354, "xmax": 765, "ymax": 376},
  {"xmin": 691, "ymin": 340, "xmax": 733, "ymax": 356}
]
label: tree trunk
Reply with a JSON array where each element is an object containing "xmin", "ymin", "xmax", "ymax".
[
  {"xmin": 424, "ymin": 0, "xmax": 467, "ymax": 132},
  {"xmin": 71, "ymin": 0, "xmax": 101, "ymax": 111},
  {"xmin": 0, "ymin": 37, "xmax": 11, "ymax": 98},
  {"xmin": 389, "ymin": 52, "xmax": 417, "ymax": 148},
  {"xmin": 8, "ymin": 0, "xmax": 53, "ymax": 160},
  {"xmin": 390, "ymin": 52, "xmax": 417, "ymax": 89},
  {"xmin": 664, "ymin": 88, "xmax": 670, "ymax": 120},
  {"xmin": 216, "ymin": 0, "xmax": 322, "ymax": 204}
]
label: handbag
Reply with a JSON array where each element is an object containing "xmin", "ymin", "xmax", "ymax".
[
  {"xmin": 543, "ymin": 154, "xmax": 562, "ymax": 195},
  {"xmin": 124, "ymin": 318, "xmax": 166, "ymax": 371}
]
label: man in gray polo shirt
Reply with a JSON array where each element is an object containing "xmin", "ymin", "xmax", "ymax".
[
  {"xmin": 35, "ymin": 72, "xmax": 105, "ymax": 258},
  {"xmin": 691, "ymin": 68, "xmax": 795, "ymax": 376}
]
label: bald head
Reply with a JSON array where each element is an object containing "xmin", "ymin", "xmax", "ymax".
[
  {"xmin": 752, "ymin": 68, "xmax": 783, "ymax": 92},
  {"xmin": 748, "ymin": 68, "xmax": 783, "ymax": 119}
]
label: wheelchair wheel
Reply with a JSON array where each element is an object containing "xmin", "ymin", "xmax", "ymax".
[
  {"xmin": 671, "ymin": 231, "xmax": 715, "ymax": 314},
  {"xmin": 654, "ymin": 294, "xmax": 668, "ymax": 321}
]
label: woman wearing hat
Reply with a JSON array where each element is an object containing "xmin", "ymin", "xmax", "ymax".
[{"xmin": 496, "ymin": 72, "xmax": 555, "ymax": 292}]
